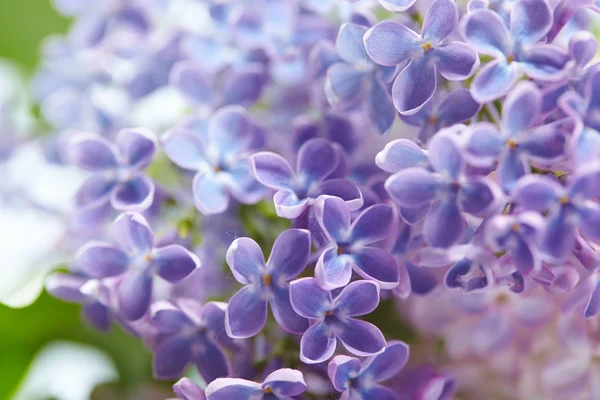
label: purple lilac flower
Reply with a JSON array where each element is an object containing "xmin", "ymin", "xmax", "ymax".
[
  {"xmin": 313, "ymin": 195, "xmax": 399, "ymax": 289},
  {"xmin": 364, "ymin": 0, "xmax": 479, "ymax": 115},
  {"xmin": 162, "ymin": 106, "xmax": 264, "ymax": 215},
  {"xmin": 173, "ymin": 378, "xmax": 206, "ymax": 400},
  {"xmin": 461, "ymin": 82, "xmax": 569, "ymax": 192},
  {"xmin": 290, "ymin": 278, "xmax": 386, "ymax": 364},
  {"xmin": 378, "ymin": 0, "xmax": 416, "ymax": 12},
  {"xmin": 548, "ymin": 0, "xmax": 600, "ymax": 42},
  {"xmin": 462, "ymin": 0, "xmax": 570, "ymax": 102},
  {"xmin": 562, "ymin": 271, "xmax": 600, "ymax": 318},
  {"xmin": 328, "ymin": 341, "xmax": 409, "ymax": 400},
  {"xmin": 204, "ymin": 368, "xmax": 307, "ymax": 400},
  {"xmin": 325, "ymin": 22, "xmax": 397, "ymax": 134},
  {"xmin": 69, "ymin": 128, "xmax": 157, "ymax": 220},
  {"xmin": 401, "ymin": 88, "xmax": 481, "ymax": 144},
  {"xmin": 250, "ymin": 138, "xmax": 363, "ymax": 219},
  {"xmin": 224, "ymin": 229, "xmax": 311, "ymax": 338},
  {"xmin": 514, "ymin": 167, "xmax": 600, "ymax": 260},
  {"xmin": 292, "ymin": 112, "xmax": 357, "ymax": 155},
  {"xmin": 75, "ymin": 212, "xmax": 200, "ymax": 320},
  {"xmin": 385, "ymin": 129, "xmax": 500, "ymax": 248},
  {"xmin": 151, "ymin": 300, "xmax": 231, "ymax": 383}
]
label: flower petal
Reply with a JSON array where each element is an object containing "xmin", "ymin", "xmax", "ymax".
[
  {"xmin": 338, "ymin": 318, "xmax": 386, "ymax": 357},
  {"xmin": 378, "ymin": 0, "xmax": 416, "ymax": 12},
  {"xmin": 273, "ymin": 190, "xmax": 310, "ymax": 219},
  {"xmin": 268, "ymin": 229, "xmax": 311, "ymax": 279},
  {"xmin": 317, "ymin": 179, "xmax": 364, "ymax": 211},
  {"xmin": 367, "ymin": 77, "xmax": 396, "ymax": 135},
  {"xmin": 363, "ymin": 21, "xmax": 421, "ymax": 66},
  {"xmin": 434, "ymin": 42, "xmax": 479, "ymax": 81},
  {"xmin": 459, "ymin": 178, "xmax": 497, "ymax": 215},
  {"xmin": 510, "ymin": 0, "xmax": 552, "ymax": 47},
  {"xmin": 336, "ymin": 23, "xmax": 369, "ymax": 65},
  {"xmin": 250, "ymin": 151, "xmax": 295, "ymax": 191},
  {"xmin": 334, "ymin": 280, "xmax": 380, "ymax": 316},
  {"xmin": 193, "ymin": 172, "xmax": 229, "ymax": 215},
  {"xmin": 349, "ymin": 204, "xmax": 394, "ymax": 245},
  {"xmin": 225, "ymin": 285, "xmax": 268, "ymax": 339},
  {"xmin": 118, "ymin": 268, "xmax": 153, "ymax": 321},
  {"xmin": 290, "ymin": 277, "xmax": 332, "ymax": 319},
  {"xmin": 328, "ymin": 355, "xmax": 361, "ymax": 392},
  {"xmin": 471, "ymin": 59, "xmax": 519, "ymax": 103},
  {"xmin": 513, "ymin": 175, "xmax": 561, "ymax": 211},
  {"xmin": 462, "ymin": 122, "xmax": 504, "ymax": 167},
  {"xmin": 385, "ymin": 168, "xmax": 438, "ymax": 208},
  {"xmin": 207, "ymin": 106, "xmax": 253, "ymax": 154},
  {"xmin": 461, "ymin": 9, "xmax": 510, "ymax": 57},
  {"xmin": 315, "ymin": 247, "xmax": 353, "ymax": 290},
  {"xmin": 503, "ymin": 81, "xmax": 541, "ymax": 137},
  {"xmin": 375, "ymin": 139, "xmax": 428, "ymax": 174},
  {"xmin": 300, "ymin": 322, "xmax": 337, "ymax": 364},
  {"xmin": 162, "ymin": 129, "xmax": 208, "ymax": 171},
  {"xmin": 226, "ymin": 237, "xmax": 264, "ymax": 285},
  {"xmin": 153, "ymin": 337, "xmax": 192, "ymax": 380},
  {"xmin": 110, "ymin": 175, "xmax": 155, "ymax": 211},
  {"xmin": 361, "ymin": 340, "xmax": 409, "ymax": 382},
  {"xmin": 75, "ymin": 242, "xmax": 129, "ymax": 278},
  {"xmin": 541, "ymin": 207, "xmax": 576, "ymax": 260},
  {"xmin": 205, "ymin": 378, "xmax": 261, "ymax": 400},
  {"xmin": 193, "ymin": 336, "xmax": 230, "ymax": 384},
  {"xmin": 428, "ymin": 131, "xmax": 463, "ymax": 179},
  {"xmin": 437, "ymin": 89, "xmax": 481, "ymax": 126},
  {"xmin": 352, "ymin": 247, "xmax": 399, "ymax": 290},
  {"xmin": 170, "ymin": 61, "xmax": 213, "ymax": 105},
  {"xmin": 297, "ymin": 138, "xmax": 338, "ymax": 184},
  {"xmin": 326, "ymin": 62, "xmax": 366, "ymax": 104},
  {"xmin": 424, "ymin": 199, "xmax": 465, "ymax": 248},
  {"xmin": 392, "ymin": 58, "xmax": 437, "ymax": 115},
  {"xmin": 68, "ymin": 133, "xmax": 118, "ymax": 172},
  {"xmin": 115, "ymin": 128, "xmax": 157, "ymax": 170},
  {"xmin": 152, "ymin": 245, "xmax": 200, "ymax": 283},
  {"xmin": 221, "ymin": 65, "xmax": 266, "ymax": 107},
  {"xmin": 113, "ymin": 212, "xmax": 155, "ymax": 255},
  {"xmin": 518, "ymin": 44, "xmax": 570, "ymax": 81},
  {"xmin": 422, "ymin": 0, "xmax": 458, "ymax": 42},
  {"xmin": 270, "ymin": 285, "xmax": 308, "ymax": 334},
  {"xmin": 262, "ymin": 369, "xmax": 307, "ymax": 396}
]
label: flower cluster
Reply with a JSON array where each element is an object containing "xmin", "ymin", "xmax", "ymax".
[{"xmin": 14, "ymin": 0, "xmax": 600, "ymax": 398}]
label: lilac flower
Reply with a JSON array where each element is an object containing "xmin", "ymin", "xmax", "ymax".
[
  {"xmin": 514, "ymin": 167, "xmax": 600, "ymax": 260},
  {"xmin": 462, "ymin": 0, "xmax": 570, "ymax": 102},
  {"xmin": 563, "ymin": 271, "xmax": 600, "ymax": 318},
  {"xmin": 485, "ymin": 212, "xmax": 545, "ymax": 275},
  {"xmin": 162, "ymin": 106, "xmax": 264, "ymax": 215},
  {"xmin": 204, "ymin": 368, "xmax": 307, "ymax": 400},
  {"xmin": 385, "ymin": 129, "xmax": 500, "ymax": 248},
  {"xmin": 292, "ymin": 112, "xmax": 357, "ymax": 155},
  {"xmin": 173, "ymin": 378, "xmax": 206, "ymax": 400},
  {"xmin": 152, "ymin": 300, "xmax": 231, "ymax": 382},
  {"xmin": 461, "ymin": 82, "xmax": 569, "ymax": 192},
  {"xmin": 290, "ymin": 278, "xmax": 386, "ymax": 364},
  {"xmin": 76, "ymin": 212, "xmax": 200, "ymax": 320},
  {"xmin": 364, "ymin": 0, "xmax": 479, "ymax": 115},
  {"xmin": 377, "ymin": 0, "xmax": 416, "ymax": 12},
  {"xmin": 325, "ymin": 22, "xmax": 396, "ymax": 135},
  {"xmin": 328, "ymin": 341, "xmax": 409, "ymax": 400},
  {"xmin": 69, "ymin": 128, "xmax": 157, "ymax": 220},
  {"xmin": 250, "ymin": 138, "xmax": 363, "ymax": 219},
  {"xmin": 401, "ymin": 88, "xmax": 481, "ymax": 144},
  {"xmin": 548, "ymin": 0, "xmax": 600, "ymax": 42},
  {"xmin": 313, "ymin": 195, "xmax": 399, "ymax": 289},
  {"xmin": 224, "ymin": 229, "xmax": 311, "ymax": 339}
]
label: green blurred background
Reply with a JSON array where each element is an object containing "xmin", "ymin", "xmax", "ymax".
[{"xmin": 0, "ymin": 2, "xmax": 161, "ymax": 399}]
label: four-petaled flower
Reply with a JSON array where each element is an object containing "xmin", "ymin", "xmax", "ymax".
[
  {"xmin": 290, "ymin": 278, "xmax": 386, "ymax": 364},
  {"xmin": 205, "ymin": 368, "xmax": 307, "ymax": 400},
  {"xmin": 225, "ymin": 229, "xmax": 311, "ymax": 338}
]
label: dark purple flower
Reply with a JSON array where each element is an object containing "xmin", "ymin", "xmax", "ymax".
[
  {"xmin": 462, "ymin": 82, "xmax": 569, "ymax": 192},
  {"xmin": 364, "ymin": 0, "xmax": 479, "ymax": 115},
  {"xmin": 173, "ymin": 378, "xmax": 206, "ymax": 400},
  {"xmin": 313, "ymin": 195, "xmax": 399, "ymax": 289},
  {"xmin": 462, "ymin": 0, "xmax": 570, "ymax": 102},
  {"xmin": 290, "ymin": 278, "xmax": 386, "ymax": 363},
  {"xmin": 204, "ymin": 368, "xmax": 307, "ymax": 400},
  {"xmin": 250, "ymin": 138, "xmax": 363, "ymax": 219},
  {"xmin": 385, "ymin": 129, "xmax": 500, "ymax": 248},
  {"xmin": 326, "ymin": 22, "xmax": 397, "ymax": 134},
  {"xmin": 328, "ymin": 341, "xmax": 409, "ymax": 400},
  {"xmin": 514, "ymin": 167, "xmax": 600, "ymax": 260},
  {"xmin": 152, "ymin": 300, "xmax": 231, "ymax": 383},
  {"xmin": 76, "ymin": 212, "xmax": 200, "ymax": 320},
  {"xmin": 224, "ymin": 229, "xmax": 311, "ymax": 338},
  {"xmin": 162, "ymin": 106, "xmax": 265, "ymax": 215},
  {"xmin": 69, "ymin": 128, "xmax": 157, "ymax": 220}
]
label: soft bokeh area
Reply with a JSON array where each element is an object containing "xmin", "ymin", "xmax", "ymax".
[{"xmin": 0, "ymin": 2, "xmax": 168, "ymax": 399}]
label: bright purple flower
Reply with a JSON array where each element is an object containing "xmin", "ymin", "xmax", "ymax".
[
  {"xmin": 250, "ymin": 138, "xmax": 363, "ymax": 219},
  {"xmin": 313, "ymin": 196, "xmax": 399, "ymax": 289},
  {"xmin": 485, "ymin": 212, "xmax": 545, "ymax": 275},
  {"xmin": 69, "ymin": 128, "xmax": 157, "ymax": 220},
  {"xmin": 152, "ymin": 300, "xmax": 232, "ymax": 383},
  {"xmin": 204, "ymin": 368, "xmax": 307, "ymax": 400},
  {"xmin": 224, "ymin": 229, "xmax": 311, "ymax": 339},
  {"xmin": 162, "ymin": 106, "xmax": 264, "ymax": 215},
  {"xmin": 325, "ymin": 22, "xmax": 396, "ymax": 134},
  {"xmin": 75, "ymin": 212, "xmax": 200, "ymax": 320},
  {"xmin": 462, "ymin": 0, "xmax": 570, "ymax": 102},
  {"xmin": 385, "ymin": 129, "xmax": 500, "ymax": 248},
  {"xmin": 401, "ymin": 88, "xmax": 481, "ymax": 144},
  {"xmin": 461, "ymin": 82, "xmax": 569, "ymax": 192},
  {"xmin": 290, "ymin": 278, "xmax": 386, "ymax": 364},
  {"xmin": 173, "ymin": 378, "xmax": 206, "ymax": 400},
  {"xmin": 364, "ymin": 0, "xmax": 479, "ymax": 115},
  {"xmin": 514, "ymin": 167, "xmax": 600, "ymax": 260},
  {"xmin": 328, "ymin": 341, "xmax": 409, "ymax": 400}
]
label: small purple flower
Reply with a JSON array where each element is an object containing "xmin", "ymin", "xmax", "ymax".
[
  {"xmin": 313, "ymin": 195, "xmax": 399, "ymax": 289},
  {"xmin": 152, "ymin": 300, "xmax": 231, "ymax": 383},
  {"xmin": 385, "ymin": 129, "xmax": 500, "ymax": 248},
  {"xmin": 401, "ymin": 88, "xmax": 481, "ymax": 144},
  {"xmin": 328, "ymin": 341, "xmax": 409, "ymax": 400},
  {"xmin": 173, "ymin": 378, "xmax": 206, "ymax": 400},
  {"xmin": 485, "ymin": 212, "xmax": 545, "ymax": 275},
  {"xmin": 548, "ymin": 0, "xmax": 600, "ymax": 42},
  {"xmin": 326, "ymin": 22, "xmax": 397, "ymax": 134},
  {"xmin": 462, "ymin": 0, "xmax": 570, "ymax": 102},
  {"xmin": 69, "ymin": 128, "xmax": 157, "ymax": 220},
  {"xmin": 461, "ymin": 82, "xmax": 569, "ymax": 192},
  {"xmin": 204, "ymin": 368, "xmax": 307, "ymax": 400},
  {"xmin": 224, "ymin": 229, "xmax": 311, "ymax": 339},
  {"xmin": 290, "ymin": 278, "xmax": 386, "ymax": 364},
  {"xmin": 76, "ymin": 212, "xmax": 200, "ymax": 320},
  {"xmin": 514, "ymin": 167, "xmax": 600, "ymax": 260},
  {"xmin": 364, "ymin": 0, "xmax": 479, "ymax": 115},
  {"xmin": 162, "ymin": 106, "xmax": 264, "ymax": 215},
  {"xmin": 250, "ymin": 138, "xmax": 363, "ymax": 219}
]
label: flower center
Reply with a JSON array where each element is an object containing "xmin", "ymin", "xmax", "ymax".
[
  {"xmin": 507, "ymin": 55, "xmax": 515, "ymax": 64},
  {"xmin": 506, "ymin": 138, "xmax": 518, "ymax": 150},
  {"xmin": 262, "ymin": 274, "xmax": 272, "ymax": 286},
  {"xmin": 511, "ymin": 223, "xmax": 520, "ymax": 232},
  {"xmin": 325, "ymin": 310, "xmax": 335, "ymax": 317},
  {"xmin": 427, "ymin": 115, "xmax": 438, "ymax": 125},
  {"xmin": 559, "ymin": 196, "xmax": 570, "ymax": 205},
  {"xmin": 144, "ymin": 254, "xmax": 152, "ymax": 262},
  {"xmin": 263, "ymin": 387, "xmax": 273, "ymax": 394},
  {"xmin": 421, "ymin": 41, "xmax": 433, "ymax": 52}
]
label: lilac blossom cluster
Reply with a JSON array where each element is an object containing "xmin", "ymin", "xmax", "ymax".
[{"xmin": 21, "ymin": 0, "xmax": 600, "ymax": 398}]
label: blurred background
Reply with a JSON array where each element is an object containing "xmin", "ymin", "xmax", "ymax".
[{"xmin": 0, "ymin": 1, "xmax": 171, "ymax": 399}]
